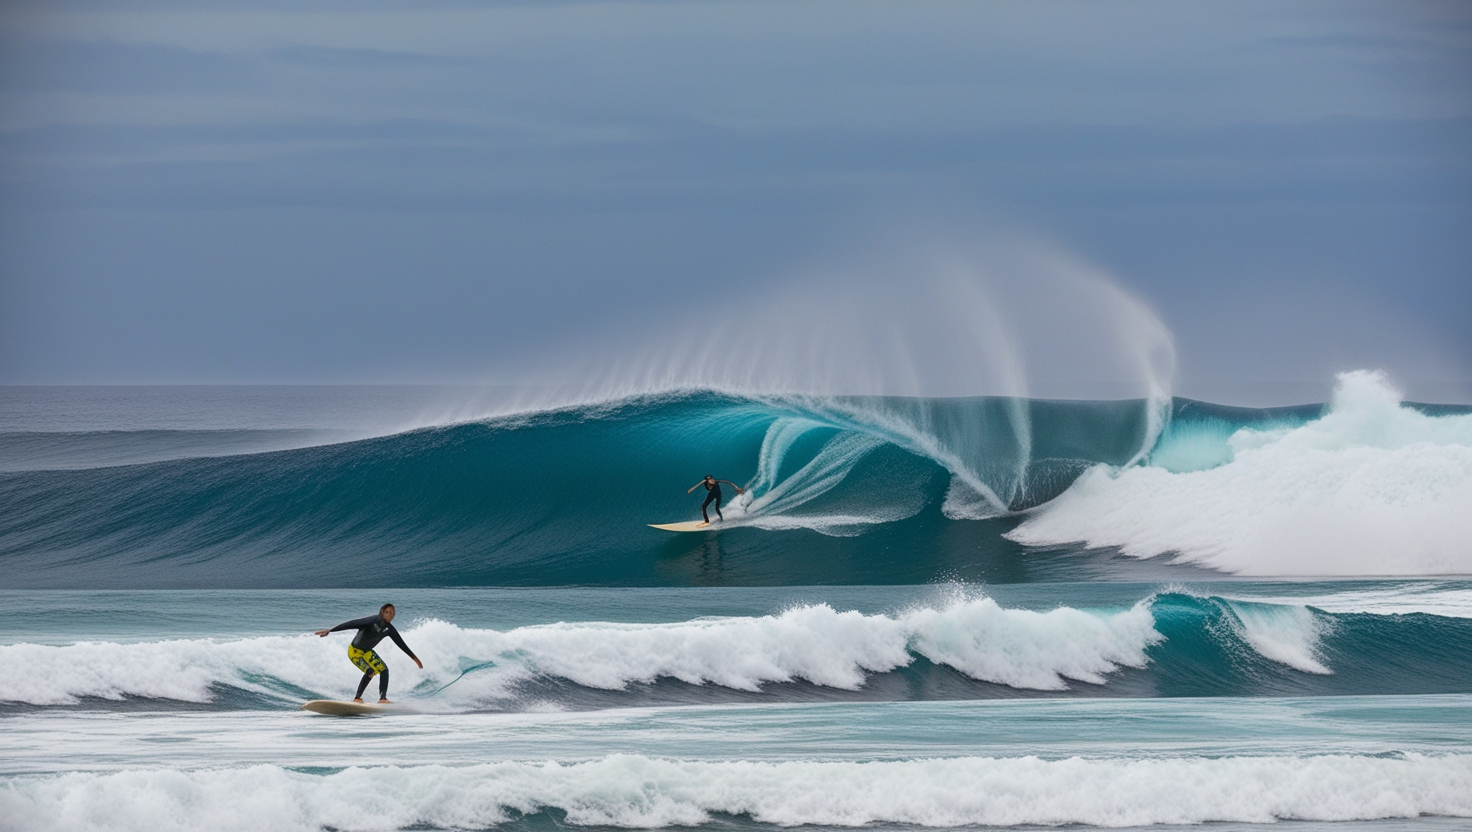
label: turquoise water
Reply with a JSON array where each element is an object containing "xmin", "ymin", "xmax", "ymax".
[
  {"xmin": 2, "ymin": 384, "xmax": 1470, "ymax": 830},
  {"xmin": 2, "ymin": 584, "xmax": 1471, "ymax": 830}
]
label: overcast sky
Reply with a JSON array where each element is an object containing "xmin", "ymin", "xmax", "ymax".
[{"xmin": 1, "ymin": 0, "xmax": 1469, "ymax": 403}]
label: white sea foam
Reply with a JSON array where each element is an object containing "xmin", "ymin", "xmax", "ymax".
[
  {"xmin": 3, "ymin": 754, "xmax": 1469, "ymax": 831},
  {"xmin": 1221, "ymin": 600, "xmax": 1332, "ymax": 675},
  {"xmin": 1229, "ymin": 584, "xmax": 1472, "ymax": 618},
  {"xmin": 16, "ymin": 590, "xmax": 1412, "ymax": 709},
  {"xmin": 0, "ymin": 597, "xmax": 1165, "ymax": 707},
  {"xmin": 1009, "ymin": 370, "xmax": 1472, "ymax": 576}
]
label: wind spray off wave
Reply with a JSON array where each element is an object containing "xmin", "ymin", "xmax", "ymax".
[
  {"xmin": 5, "ymin": 240, "xmax": 1469, "ymax": 586},
  {"xmin": 0, "ymin": 242, "xmax": 1195, "ymax": 587},
  {"xmin": 512, "ymin": 242, "xmax": 1177, "ymax": 518}
]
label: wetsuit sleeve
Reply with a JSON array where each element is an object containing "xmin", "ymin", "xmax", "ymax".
[
  {"xmin": 387, "ymin": 625, "xmax": 418, "ymax": 661},
  {"xmin": 328, "ymin": 615, "xmax": 379, "ymax": 633}
]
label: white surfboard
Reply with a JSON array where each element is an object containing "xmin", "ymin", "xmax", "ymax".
[
  {"xmin": 648, "ymin": 520, "xmax": 719, "ymax": 532},
  {"xmin": 301, "ymin": 699, "xmax": 400, "ymax": 716}
]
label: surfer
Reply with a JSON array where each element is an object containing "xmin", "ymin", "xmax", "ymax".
[
  {"xmin": 314, "ymin": 603, "xmax": 423, "ymax": 704},
  {"xmin": 687, "ymin": 475, "xmax": 744, "ymax": 527}
]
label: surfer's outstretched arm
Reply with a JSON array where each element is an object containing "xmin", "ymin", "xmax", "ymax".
[
  {"xmin": 688, "ymin": 481, "xmax": 706, "ymax": 493},
  {"xmin": 717, "ymin": 480, "xmax": 745, "ymax": 494},
  {"xmin": 387, "ymin": 627, "xmax": 424, "ymax": 669},
  {"xmin": 314, "ymin": 615, "xmax": 378, "ymax": 637}
]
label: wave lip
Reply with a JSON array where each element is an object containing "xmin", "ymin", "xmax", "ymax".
[
  {"xmin": 1010, "ymin": 370, "xmax": 1472, "ymax": 576},
  {"xmin": 4, "ymin": 754, "xmax": 1470, "ymax": 831}
]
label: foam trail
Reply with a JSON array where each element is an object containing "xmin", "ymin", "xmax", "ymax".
[
  {"xmin": 727, "ymin": 423, "xmax": 895, "ymax": 531},
  {"xmin": 729, "ymin": 413, "xmax": 946, "ymax": 533},
  {"xmin": 1011, "ymin": 371, "xmax": 1472, "ymax": 576},
  {"xmin": 4, "ymin": 754, "xmax": 1469, "ymax": 832}
]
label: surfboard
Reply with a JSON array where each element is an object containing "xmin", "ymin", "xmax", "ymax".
[
  {"xmin": 649, "ymin": 520, "xmax": 718, "ymax": 532},
  {"xmin": 300, "ymin": 699, "xmax": 397, "ymax": 716}
]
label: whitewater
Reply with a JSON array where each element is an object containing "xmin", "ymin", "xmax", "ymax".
[
  {"xmin": 1011, "ymin": 371, "xmax": 1472, "ymax": 575},
  {"xmin": 4, "ymin": 584, "xmax": 1472, "ymax": 832},
  {"xmin": 2, "ymin": 372, "xmax": 1470, "ymax": 832}
]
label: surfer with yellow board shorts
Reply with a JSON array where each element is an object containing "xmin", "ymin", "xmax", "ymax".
[
  {"xmin": 314, "ymin": 603, "xmax": 422, "ymax": 703},
  {"xmin": 687, "ymin": 475, "xmax": 744, "ymax": 527}
]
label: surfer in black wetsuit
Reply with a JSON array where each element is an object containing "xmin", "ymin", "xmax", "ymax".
[
  {"xmin": 314, "ymin": 603, "xmax": 423, "ymax": 703},
  {"xmin": 687, "ymin": 475, "xmax": 744, "ymax": 527}
]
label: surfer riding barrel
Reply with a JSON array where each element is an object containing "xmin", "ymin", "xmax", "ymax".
[{"xmin": 687, "ymin": 475, "xmax": 744, "ymax": 527}]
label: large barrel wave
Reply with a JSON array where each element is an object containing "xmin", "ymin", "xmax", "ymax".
[{"xmin": 1, "ymin": 372, "xmax": 1468, "ymax": 587}]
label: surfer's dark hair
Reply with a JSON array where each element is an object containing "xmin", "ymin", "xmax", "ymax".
[
  {"xmin": 380, "ymin": 603, "xmax": 395, "ymax": 613},
  {"xmin": 705, "ymin": 474, "xmax": 714, "ymax": 479}
]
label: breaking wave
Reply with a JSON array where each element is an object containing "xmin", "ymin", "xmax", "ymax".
[
  {"xmin": 5, "ymin": 591, "xmax": 1471, "ymax": 709},
  {"xmin": 1, "ymin": 371, "xmax": 1467, "ymax": 588}
]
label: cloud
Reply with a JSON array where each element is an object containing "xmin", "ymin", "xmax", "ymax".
[
  {"xmin": 266, "ymin": 46, "xmax": 474, "ymax": 69},
  {"xmin": 0, "ymin": 1, "xmax": 1467, "ymax": 393},
  {"xmin": 0, "ymin": 40, "xmax": 249, "ymax": 95}
]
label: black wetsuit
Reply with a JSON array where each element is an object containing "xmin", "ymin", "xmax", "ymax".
[
  {"xmin": 701, "ymin": 481, "xmax": 724, "ymax": 522},
  {"xmin": 329, "ymin": 615, "xmax": 417, "ymax": 700}
]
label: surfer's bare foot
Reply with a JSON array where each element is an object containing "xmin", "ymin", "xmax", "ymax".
[
  {"xmin": 696, "ymin": 522, "xmax": 709, "ymax": 528},
  {"xmin": 378, "ymin": 699, "xmax": 392, "ymax": 704},
  {"xmin": 352, "ymin": 698, "xmax": 364, "ymax": 703}
]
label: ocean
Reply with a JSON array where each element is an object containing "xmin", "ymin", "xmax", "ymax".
[{"xmin": 2, "ymin": 371, "xmax": 1470, "ymax": 831}]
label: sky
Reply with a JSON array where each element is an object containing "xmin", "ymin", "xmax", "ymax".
[{"xmin": 1, "ymin": 0, "xmax": 1469, "ymax": 404}]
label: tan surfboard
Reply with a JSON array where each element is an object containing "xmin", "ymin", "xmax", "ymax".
[
  {"xmin": 648, "ymin": 520, "xmax": 719, "ymax": 532},
  {"xmin": 301, "ymin": 699, "xmax": 398, "ymax": 716}
]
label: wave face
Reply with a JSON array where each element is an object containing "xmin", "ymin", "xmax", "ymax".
[
  {"xmin": 1, "ymin": 373, "xmax": 1468, "ymax": 588},
  {"xmin": 6, "ymin": 591, "xmax": 1470, "ymax": 710}
]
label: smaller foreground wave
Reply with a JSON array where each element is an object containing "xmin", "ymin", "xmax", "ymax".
[
  {"xmin": 5, "ymin": 591, "xmax": 1471, "ymax": 709},
  {"xmin": 0, "ymin": 595, "xmax": 1158, "ymax": 707},
  {"xmin": 4, "ymin": 754, "xmax": 1470, "ymax": 831}
]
